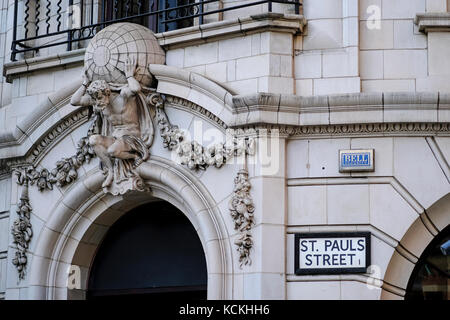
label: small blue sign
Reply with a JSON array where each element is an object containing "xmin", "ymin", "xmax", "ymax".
[
  {"xmin": 339, "ymin": 149, "xmax": 374, "ymax": 172},
  {"xmin": 341, "ymin": 153, "xmax": 371, "ymax": 167}
]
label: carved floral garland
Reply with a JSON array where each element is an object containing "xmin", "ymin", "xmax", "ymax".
[
  {"xmin": 229, "ymin": 169, "xmax": 255, "ymax": 268},
  {"xmin": 10, "ymin": 128, "xmax": 95, "ymax": 279},
  {"xmin": 11, "ymin": 181, "xmax": 33, "ymax": 280},
  {"xmin": 15, "ymin": 136, "xmax": 96, "ymax": 192},
  {"xmin": 153, "ymin": 93, "xmax": 255, "ymax": 170}
]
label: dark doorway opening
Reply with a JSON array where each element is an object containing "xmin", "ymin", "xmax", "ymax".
[
  {"xmin": 87, "ymin": 201, "xmax": 207, "ymax": 300},
  {"xmin": 405, "ymin": 225, "xmax": 450, "ymax": 300}
]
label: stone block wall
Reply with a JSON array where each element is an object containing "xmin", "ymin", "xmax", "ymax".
[
  {"xmin": 0, "ymin": 59, "xmax": 84, "ymax": 143},
  {"xmin": 359, "ymin": 0, "xmax": 450, "ymax": 92},
  {"xmin": 294, "ymin": 0, "xmax": 360, "ymax": 96},
  {"xmin": 166, "ymin": 31, "xmax": 295, "ymax": 95}
]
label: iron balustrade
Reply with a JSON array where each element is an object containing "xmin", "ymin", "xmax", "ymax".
[{"xmin": 11, "ymin": 0, "xmax": 301, "ymax": 61}]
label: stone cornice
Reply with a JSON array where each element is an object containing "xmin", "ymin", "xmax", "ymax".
[
  {"xmin": 415, "ymin": 12, "xmax": 450, "ymax": 33},
  {"xmin": 232, "ymin": 92, "xmax": 450, "ymax": 127},
  {"xmin": 156, "ymin": 13, "xmax": 306, "ymax": 49},
  {"xmin": 3, "ymin": 49, "xmax": 85, "ymax": 83}
]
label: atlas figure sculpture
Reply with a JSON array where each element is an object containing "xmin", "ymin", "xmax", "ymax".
[{"xmin": 70, "ymin": 56, "xmax": 154, "ymax": 195}]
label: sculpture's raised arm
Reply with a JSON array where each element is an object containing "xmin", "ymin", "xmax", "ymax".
[
  {"xmin": 122, "ymin": 55, "xmax": 141, "ymax": 98},
  {"xmin": 70, "ymin": 68, "xmax": 93, "ymax": 107}
]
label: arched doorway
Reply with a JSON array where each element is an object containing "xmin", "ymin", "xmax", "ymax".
[
  {"xmin": 86, "ymin": 201, "xmax": 208, "ymax": 299},
  {"xmin": 29, "ymin": 159, "xmax": 233, "ymax": 300},
  {"xmin": 405, "ymin": 225, "xmax": 450, "ymax": 300}
]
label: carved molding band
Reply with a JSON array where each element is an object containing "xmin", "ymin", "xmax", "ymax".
[
  {"xmin": 233, "ymin": 122, "xmax": 450, "ymax": 138},
  {"xmin": 290, "ymin": 122, "xmax": 450, "ymax": 137},
  {"xmin": 0, "ymin": 108, "xmax": 90, "ymax": 177},
  {"xmin": 165, "ymin": 95, "xmax": 227, "ymax": 130},
  {"xmin": 26, "ymin": 108, "xmax": 91, "ymax": 165}
]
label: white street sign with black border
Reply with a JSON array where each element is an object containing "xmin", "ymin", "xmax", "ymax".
[{"xmin": 295, "ymin": 232, "xmax": 371, "ymax": 275}]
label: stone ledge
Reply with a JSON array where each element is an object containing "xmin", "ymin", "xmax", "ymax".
[
  {"xmin": 415, "ymin": 12, "xmax": 450, "ymax": 33},
  {"xmin": 3, "ymin": 48, "xmax": 85, "ymax": 83},
  {"xmin": 232, "ymin": 92, "xmax": 450, "ymax": 126},
  {"xmin": 155, "ymin": 13, "xmax": 306, "ymax": 49}
]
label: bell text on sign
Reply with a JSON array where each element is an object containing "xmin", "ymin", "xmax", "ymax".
[{"xmin": 339, "ymin": 149, "xmax": 374, "ymax": 173}]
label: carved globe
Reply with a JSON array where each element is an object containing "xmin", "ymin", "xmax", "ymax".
[{"xmin": 84, "ymin": 22, "xmax": 165, "ymax": 86}]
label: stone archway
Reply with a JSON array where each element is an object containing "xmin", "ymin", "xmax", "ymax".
[
  {"xmin": 381, "ymin": 193, "xmax": 450, "ymax": 300},
  {"xmin": 28, "ymin": 157, "xmax": 233, "ymax": 300}
]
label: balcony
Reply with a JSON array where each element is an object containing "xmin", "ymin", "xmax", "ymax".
[{"xmin": 11, "ymin": 0, "xmax": 302, "ymax": 62}]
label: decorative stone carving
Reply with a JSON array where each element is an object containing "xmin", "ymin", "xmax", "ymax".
[
  {"xmin": 71, "ymin": 22, "xmax": 166, "ymax": 195},
  {"xmin": 231, "ymin": 122, "xmax": 450, "ymax": 138},
  {"xmin": 71, "ymin": 58, "xmax": 154, "ymax": 195},
  {"xmin": 151, "ymin": 93, "xmax": 257, "ymax": 265},
  {"xmin": 11, "ymin": 175, "xmax": 33, "ymax": 280},
  {"xmin": 175, "ymin": 138, "xmax": 254, "ymax": 171},
  {"xmin": 165, "ymin": 95, "xmax": 227, "ymax": 129},
  {"xmin": 154, "ymin": 94, "xmax": 256, "ymax": 170},
  {"xmin": 84, "ymin": 22, "xmax": 165, "ymax": 86},
  {"xmin": 15, "ymin": 135, "xmax": 96, "ymax": 191},
  {"xmin": 151, "ymin": 93, "xmax": 185, "ymax": 150},
  {"xmin": 229, "ymin": 169, "xmax": 255, "ymax": 268}
]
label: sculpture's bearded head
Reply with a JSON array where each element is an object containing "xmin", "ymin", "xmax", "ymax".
[{"xmin": 87, "ymin": 80, "xmax": 111, "ymax": 110}]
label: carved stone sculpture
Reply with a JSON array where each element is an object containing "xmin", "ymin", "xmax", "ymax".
[
  {"xmin": 151, "ymin": 93, "xmax": 185, "ymax": 150},
  {"xmin": 71, "ymin": 57, "xmax": 154, "ymax": 195},
  {"xmin": 84, "ymin": 22, "xmax": 165, "ymax": 87},
  {"xmin": 229, "ymin": 169, "xmax": 255, "ymax": 268},
  {"xmin": 71, "ymin": 23, "xmax": 165, "ymax": 195},
  {"xmin": 11, "ymin": 176, "xmax": 33, "ymax": 280}
]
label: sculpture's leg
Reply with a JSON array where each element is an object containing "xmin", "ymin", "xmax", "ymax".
[
  {"xmin": 107, "ymin": 138, "xmax": 140, "ymax": 164},
  {"xmin": 89, "ymin": 134, "xmax": 115, "ymax": 187}
]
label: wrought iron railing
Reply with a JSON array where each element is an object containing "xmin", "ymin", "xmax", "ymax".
[{"xmin": 11, "ymin": 0, "xmax": 301, "ymax": 61}]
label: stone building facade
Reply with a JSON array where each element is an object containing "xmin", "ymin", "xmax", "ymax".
[{"xmin": 0, "ymin": 0, "xmax": 448, "ymax": 300}]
